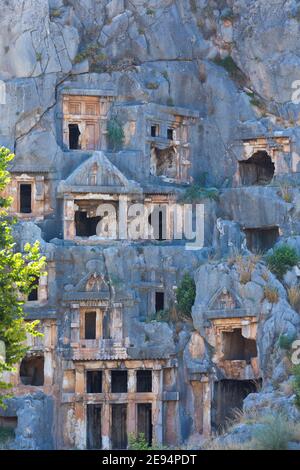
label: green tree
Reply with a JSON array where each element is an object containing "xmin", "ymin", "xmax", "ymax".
[
  {"xmin": 176, "ymin": 273, "xmax": 196, "ymax": 318},
  {"xmin": 0, "ymin": 147, "xmax": 45, "ymax": 407}
]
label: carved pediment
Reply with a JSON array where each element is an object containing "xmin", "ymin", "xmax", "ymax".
[
  {"xmin": 63, "ymin": 271, "xmax": 110, "ymax": 302},
  {"xmin": 58, "ymin": 151, "xmax": 141, "ymax": 194},
  {"xmin": 85, "ymin": 273, "xmax": 110, "ymax": 293},
  {"xmin": 209, "ymin": 288, "xmax": 241, "ymax": 311}
]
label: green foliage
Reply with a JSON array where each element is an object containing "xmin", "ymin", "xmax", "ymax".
[
  {"xmin": 245, "ymin": 91, "xmax": 267, "ymax": 113},
  {"xmin": 213, "ymin": 56, "xmax": 246, "ymax": 86},
  {"xmin": 176, "ymin": 274, "xmax": 196, "ymax": 318},
  {"xmin": 146, "ymin": 8, "xmax": 155, "ymax": 15},
  {"xmin": 0, "ymin": 147, "xmax": 45, "ymax": 407},
  {"xmin": 128, "ymin": 433, "xmax": 151, "ymax": 450},
  {"xmin": 147, "ymin": 309, "xmax": 170, "ymax": 323},
  {"xmin": 35, "ymin": 52, "xmax": 42, "ymax": 62},
  {"xmin": 128, "ymin": 433, "xmax": 167, "ymax": 450},
  {"xmin": 266, "ymin": 245, "xmax": 299, "ymax": 279},
  {"xmin": 74, "ymin": 43, "xmax": 106, "ymax": 71},
  {"xmin": 278, "ymin": 333, "xmax": 295, "ymax": 350},
  {"xmin": 179, "ymin": 184, "xmax": 219, "ymax": 203},
  {"xmin": 292, "ymin": 365, "xmax": 300, "ymax": 409},
  {"xmin": 251, "ymin": 414, "xmax": 292, "ymax": 450},
  {"xmin": 166, "ymin": 97, "xmax": 174, "ymax": 106},
  {"xmin": 107, "ymin": 118, "xmax": 125, "ymax": 152}
]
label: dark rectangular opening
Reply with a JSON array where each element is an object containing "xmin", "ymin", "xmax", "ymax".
[
  {"xmin": 20, "ymin": 355, "xmax": 44, "ymax": 386},
  {"xmin": 75, "ymin": 211, "xmax": 101, "ymax": 237},
  {"xmin": 212, "ymin": 379, "xmax": 261, "ymax": 431},
  {"xmin": 223, "ymin": 329, "xmax": 257, "ymax": 363},
  {"xmin": 87, "ymin": 404, "xmax": 102, "ymax": 449},
  {"xmin": 86, "ymin": 371, "xmax": 102, "ymax": 393},
  {"xmin": 111, "ymin": 370, "xmax": 128, "ymax": 393},
  {"xmin": 136, "ymin": 370, "xmax": 152, "ymax": 393},
  {"xmin": 69, "ymin": 123, "xmax": 81, "ymax": 150},
  {"xmin": 137, "ymin": 404, "xmax": 152, "ymax": 446},
  {"xmin": 155, "ymin": 292, "xmax": 165, "ymax": 312},
  {"xmin": 244, "ymin": 227, "xmax": 279, "ymax": 253},
  {"xmin": 151, "ymin": 125, "xmax": 158, "ymax": 137},
  {"xmin": 20, "ymin": 184, "xmax": 32, "ymax": 214},
  {"xmin": 85, "ymin": 311, "xmax": 96, "ymax": 340},
  {"xmin": 0, "ymin": 416, "xmax": 17, "ymax": 441},
  {"xmin": 167, "ymin": 128, "xmax": 174, "ymax": 140},
  {"xmin": 28, "ymin": 277, "xmax": 39, "ymax": 302},
  {"xmin": 111, "ymin": 404, "xmax": 127, "ymax": 449},
  {"xmin": 148, "ymin": 207, "xmax": 166, "ymax": 240}
]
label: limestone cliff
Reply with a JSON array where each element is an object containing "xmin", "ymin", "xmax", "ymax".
[{"xmin": 1, "ymin": 0, "xmax": 300, "ymax": 450}]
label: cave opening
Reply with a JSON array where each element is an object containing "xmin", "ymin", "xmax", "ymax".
[
  {"xmin": 20, "ymin": 355, "xmax": 44, "ymax": 386},
  {"xmin": 212, "ymin": 379, "xmax": 261, "ymax": 430},
  {"xmin": 151, "ymin": 146, "xmax": 177, "ymax": 179},
  {"xmin": 239, "ymin": 151, "xmax": 275, "ymax": 185},
  {"xmin": 244, "ymin": 226, "xmax": 279, "ymax": 253},
  {"xmin": 75, "ymin": 211, "xmax": 101, "ymax": 237},
  {"xmin": 222, "ymin": 329, "xmax": 257, "ymax": 363}
]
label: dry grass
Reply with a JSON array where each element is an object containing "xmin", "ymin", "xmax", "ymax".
[
  {"xmin": 235, "ymin": 255, "xmax": 262, "ymax": 284},
  {"xmin": 288, "ymin": 286, "xmax": 300, "ymax": 313},
  {"xmin": 264, "ymin": 285, "xmax": 279, "ymax": 303},
  {"xmin": 203, "ymin": 411, "xmax": 300, "ymax": 450},
  {"xmin": 279, "ymin": 183, "xmax": 293, "ymax": 203},
  {"xmin": 261, "ymin": 270, "xmax": 269, "ymax": 282}
]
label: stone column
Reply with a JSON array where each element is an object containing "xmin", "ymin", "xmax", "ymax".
[
  {"xmin": 102, "ymin": 369, "xmax": 110, "ymax": 449},
  {"xmin": 152, "ymin": 369, "xmax": 163, "ymax": 445},
  {"xmin": 202, "ymin": 378, "xmax": 211, "ymax": 437},
  {"xmin": 64, "ymin": 198, "xmax": 76, "ymax": 240},
  {"xmin": 127, "ymin": 369, "xmax": 136, "ymax": 437},
  {"xmin": 44, "ymin": 320, "xmax": 53, "ymax": 386}
]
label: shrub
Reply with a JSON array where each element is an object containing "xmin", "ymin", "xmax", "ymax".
[
  {"xmin": 292, "ymin": 365, "xmax": 300, "ymax": 409},
  {"xmin": 176, "ymin": 274, "xmax": 196, "ymax": 318},
  {"xmin": 107, "ymin": 117, "xmax": 124, "ymax": 151},
  {"xmin": 147, "ymin": 309, "xmax": 170, "ymax": 323},
  {"xmin": 74, "ymin": 43, "xmax": 106, "ymax": 71},
  {"xmin": 166, "ymin": 97, "xmax": 174, "ymax": 106},
  {"xmin": 251, "ymin": 414, "xmax": 292, "ymax": 450},
  {"xmin": 267, "ymin": 245, "xmax": 299, "ymax": 279},
  {"xmin": 288, "ymin": 286, "xmax": 300, "ymax": 313},
  {"xmin": 278, "ymin": 333, "xmax": 295, "ymax": 350},
  {"xmin": 264, "ymin": 285, "xmax": 279, "ymax": 304},
  {"xmin": 146, "ymin": 8, "xmax": 155, "ymax": 15},
  {"xmin": 128, "ymin": 433, "xmax": 151, "ymax": 450},
  {"xmin": 213, "ymin": 56, "xmax": 246, "ymax": 86}
]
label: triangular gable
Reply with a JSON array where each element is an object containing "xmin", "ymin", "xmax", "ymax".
[
  {"xmin": 63, "ymin": 272, "xmax": 110, "ymax": 301},
  {"xmin": 208, "ymin": 287, "xmax": 242, "ymax": 311},
  {"xmin": 58, "ymin": 151, "xmax": 141, "ymax": 194}
]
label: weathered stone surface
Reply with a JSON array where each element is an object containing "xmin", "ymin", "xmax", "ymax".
[{"xmin": 2, "ymin": 0, "xmax": 300, "ymax": 450}]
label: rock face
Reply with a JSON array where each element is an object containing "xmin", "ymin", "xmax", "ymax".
[{"xmin": 1, "ymin": 0, "xmax": 300, "ymax": 450}]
